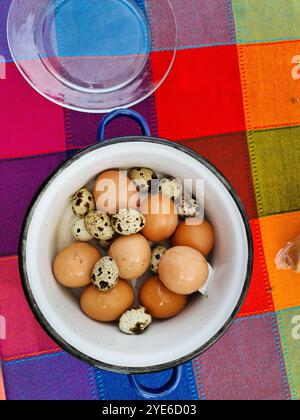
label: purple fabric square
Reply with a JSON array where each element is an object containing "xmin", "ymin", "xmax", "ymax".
[
  {"xmin": 64, "ymin": 97, "xmax": 158, "ymax": 150},
  {"xmin": 197, "ymin": 315, "xmax": 290, "ymax": 400},
  {"xmin": 150, "ymin": 0, "xmax": 235, "ymax": 50},
  {"xmin": 0, "ymin": 0, "xmax": 12, "ymax": 61},
  {"xmin": 0, "ymin": 152, "xmax": 66, "ymax": 256},
  {"xmin": 3, "ymin": 353, "xmax": 97, "ymax": 400}
]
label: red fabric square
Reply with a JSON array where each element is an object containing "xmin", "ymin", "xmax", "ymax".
[
  {"xmin": 152, "ymin": 46, "xmax": 245, "ymax": 140},
  {"xmin": 0, "ymin": 63, "xmax": 66, "ymax": 159},
  {"xmin": 180, "ymin": 132, "xmax": 257, "ymax": 220},
  {"xmin": 0, "ymin": 257, "xmax": 59, "ymax": 361},
  {"xmin": 239, "ymin": 219, "xmax": 275, "ymax": 317}
]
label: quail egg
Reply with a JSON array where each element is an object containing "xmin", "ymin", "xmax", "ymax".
[
  {"xmin": 129, "ymin": 167, "xmax": 158, "ymax": 193},
  {"xmin": 71, "ymin": 218, "xmax": 94, "ymax": 242},
  {"xmin": 158, "ymin": 177, "xmax": 182, "ymax": 201},
  {"xmin": 92, "ymin": 257, "xmax": 119, "ymax": 292},
  {"xmin": 119, "ymin": 307, "xmax": 152, "ymax": 335},
  {"xmin": 85, "ymin": 211, "xmax": 114, "ymax": 241},
  {"xmin": 111, "ymin": 209, "xmax": 146, "ymax": 236},
  {"xmin": 176, "ymin": 198, "xmax": 202, "ymax": 219},
  {"xmin": 72, "ymin": 188, "xmax": 95, "ymax": 218},
  {"xmin": 150, "ymin": 245, "xmax": 167, "ymax": 273}
]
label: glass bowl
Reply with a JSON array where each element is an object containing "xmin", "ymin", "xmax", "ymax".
[{"xmin": 7, "ymin": 0, "xmax": 177, "ymax": 112}]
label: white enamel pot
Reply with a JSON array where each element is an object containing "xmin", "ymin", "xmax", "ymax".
[{"xmin": 19, "ymin": 110, "xmax": 253, "ymax": 398}]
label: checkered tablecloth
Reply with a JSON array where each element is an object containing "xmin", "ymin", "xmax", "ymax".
[{"xmin": 0, "ymin": 0, "xmax": 299, "ymax": 400}]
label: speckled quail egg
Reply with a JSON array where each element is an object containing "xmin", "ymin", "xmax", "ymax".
[
  {"xmin": 85, "ymin": 211, "xmax": 114, "ymax": 241},
  {"xmin": 119, "ymin": 307, "xmax": 152, "ymax": 335},
  {"xmin": 71, "ymin": 218, "xmax": 94, "ymax": 242},
  {"xmin": 150, "ymin": 245, "xmax": 167, "ymax": 274},
  {"xmin": 129, "ymin": 167, "xmax": 158, "ymax": 193},
  {"xmin": 72, "ymin": 188, "xmax": 95, "ymax": 218},
  {"xmin": 158, "ymin": 177, "xmax": 182, "ymax": 201},
  {"xmin": 111, "ymin": 209, "xmax": 146, "ymax": 236},
  {"xmin": 92, "ymin": 257, "xmax": 119, "ymax": 292},
  {"xmin": 176, "ymin": 198, "xmax": 202, "ymax": 219}
]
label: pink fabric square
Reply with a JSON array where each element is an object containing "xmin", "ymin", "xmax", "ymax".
[
  {"xmin": 0, "ymin": 257, "xmax": 59, "ymax": 360},
  {"xmin": 0, "ymin": 63, "xmax": 66, "ymax": 159}
]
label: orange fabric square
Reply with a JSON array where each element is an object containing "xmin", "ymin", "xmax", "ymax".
[
  {"xmin": 260, "ymin": 211, "xmax": 300, "ymax": 311},
  {"xmin": 239, "ymin": 219, "xmax": 274, "ymax": 317},
  {"xmin": 152, "ymin": 46, "xmax": 245, "ymax": 140},
  {"xmin": 239, "ymin": 41, "xmax": 300, "ymax": 130}
]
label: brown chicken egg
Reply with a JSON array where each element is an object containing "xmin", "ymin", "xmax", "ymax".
[
  {"xmin": 159, "ymin": 246, "xmax": 209, "ymax": 295},
  {"xmin": 108, "ymin": 234, "xmax": 151, "ymax": 280},
  {"xmin": 172, "ymin": 219, "xmax": 215, "ymax": 257},
  {"xmin": 93, "ymin": 170, "xmax": 139, "ymax": 214},
  {"xmin": 80, "ymin": 281, "xmax": 135, "ymax": 322},
  {"xmin": 139, "ymin": 276, "xmax": 188, "ymax": 319},
  {"xmin": 53, "ymin": 243, "xmax": 101, "ymax": 288},
  {"xmin": 140, "ymin": 193, "xmax": 178, "ymax": 242}
]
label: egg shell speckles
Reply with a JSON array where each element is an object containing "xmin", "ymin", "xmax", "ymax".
[
  {"xmin": 119, "ymin": 307, "xmax": 152, "ymax": 335},
  {"xmin": 92, "ymin": 257, "xmax": 119, "ymax": 291},
  {"xmin": 71, "ymin": 218, "xmax": 94, "ymax": 242},
  {"xmin": 72, "ymin": 188, "xmax": 96, "ymax": 218},
  {"xmin": 129, "ymin": 168, "xmax": 158, "ymax": 193},
  {"xmin": 85, "ymin": 211, "xmax": 115, "ymax": 241},
  {"xmin": 158, "ymin": 178, "xmax": 182, "ymax": 201},
  {"xmin": 150, "ymin": 245, "xmax": 167, "ymax": 273},
  {"xmin": 111, "ymin": 209, "xmax": 146, "ymax": 236},
  {"xmin": 176, "ymin": 198, "xmax": 202, "ymax": 219}
]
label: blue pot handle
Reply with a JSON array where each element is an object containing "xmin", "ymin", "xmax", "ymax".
[
  {"xmin": 98, "ymin": 109, "xmax": 151, "ymax": 142},
  {"xmin": 128, "ymin": 366, "xmax": 182, "ymax": 399},
  {"xmin": 99, "ymin": 109, "xmax": 180, "ymax": 399}
]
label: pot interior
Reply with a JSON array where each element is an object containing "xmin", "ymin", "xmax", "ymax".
[{"xmin": 23, "ymin": 140, "xmax": 250, "ymax": 371}]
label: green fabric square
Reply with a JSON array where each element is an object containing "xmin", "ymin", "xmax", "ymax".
[
  {"xmin": 249, "ymin": 127, "xmax": 300, "ymax": 217},
  {"xmin": 277, "ymin": 307, "xmax": 300, "ymax": 400},
  {"xmin": 232, "ymin": 0, "xmax": 300, "ymax": 43}
]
